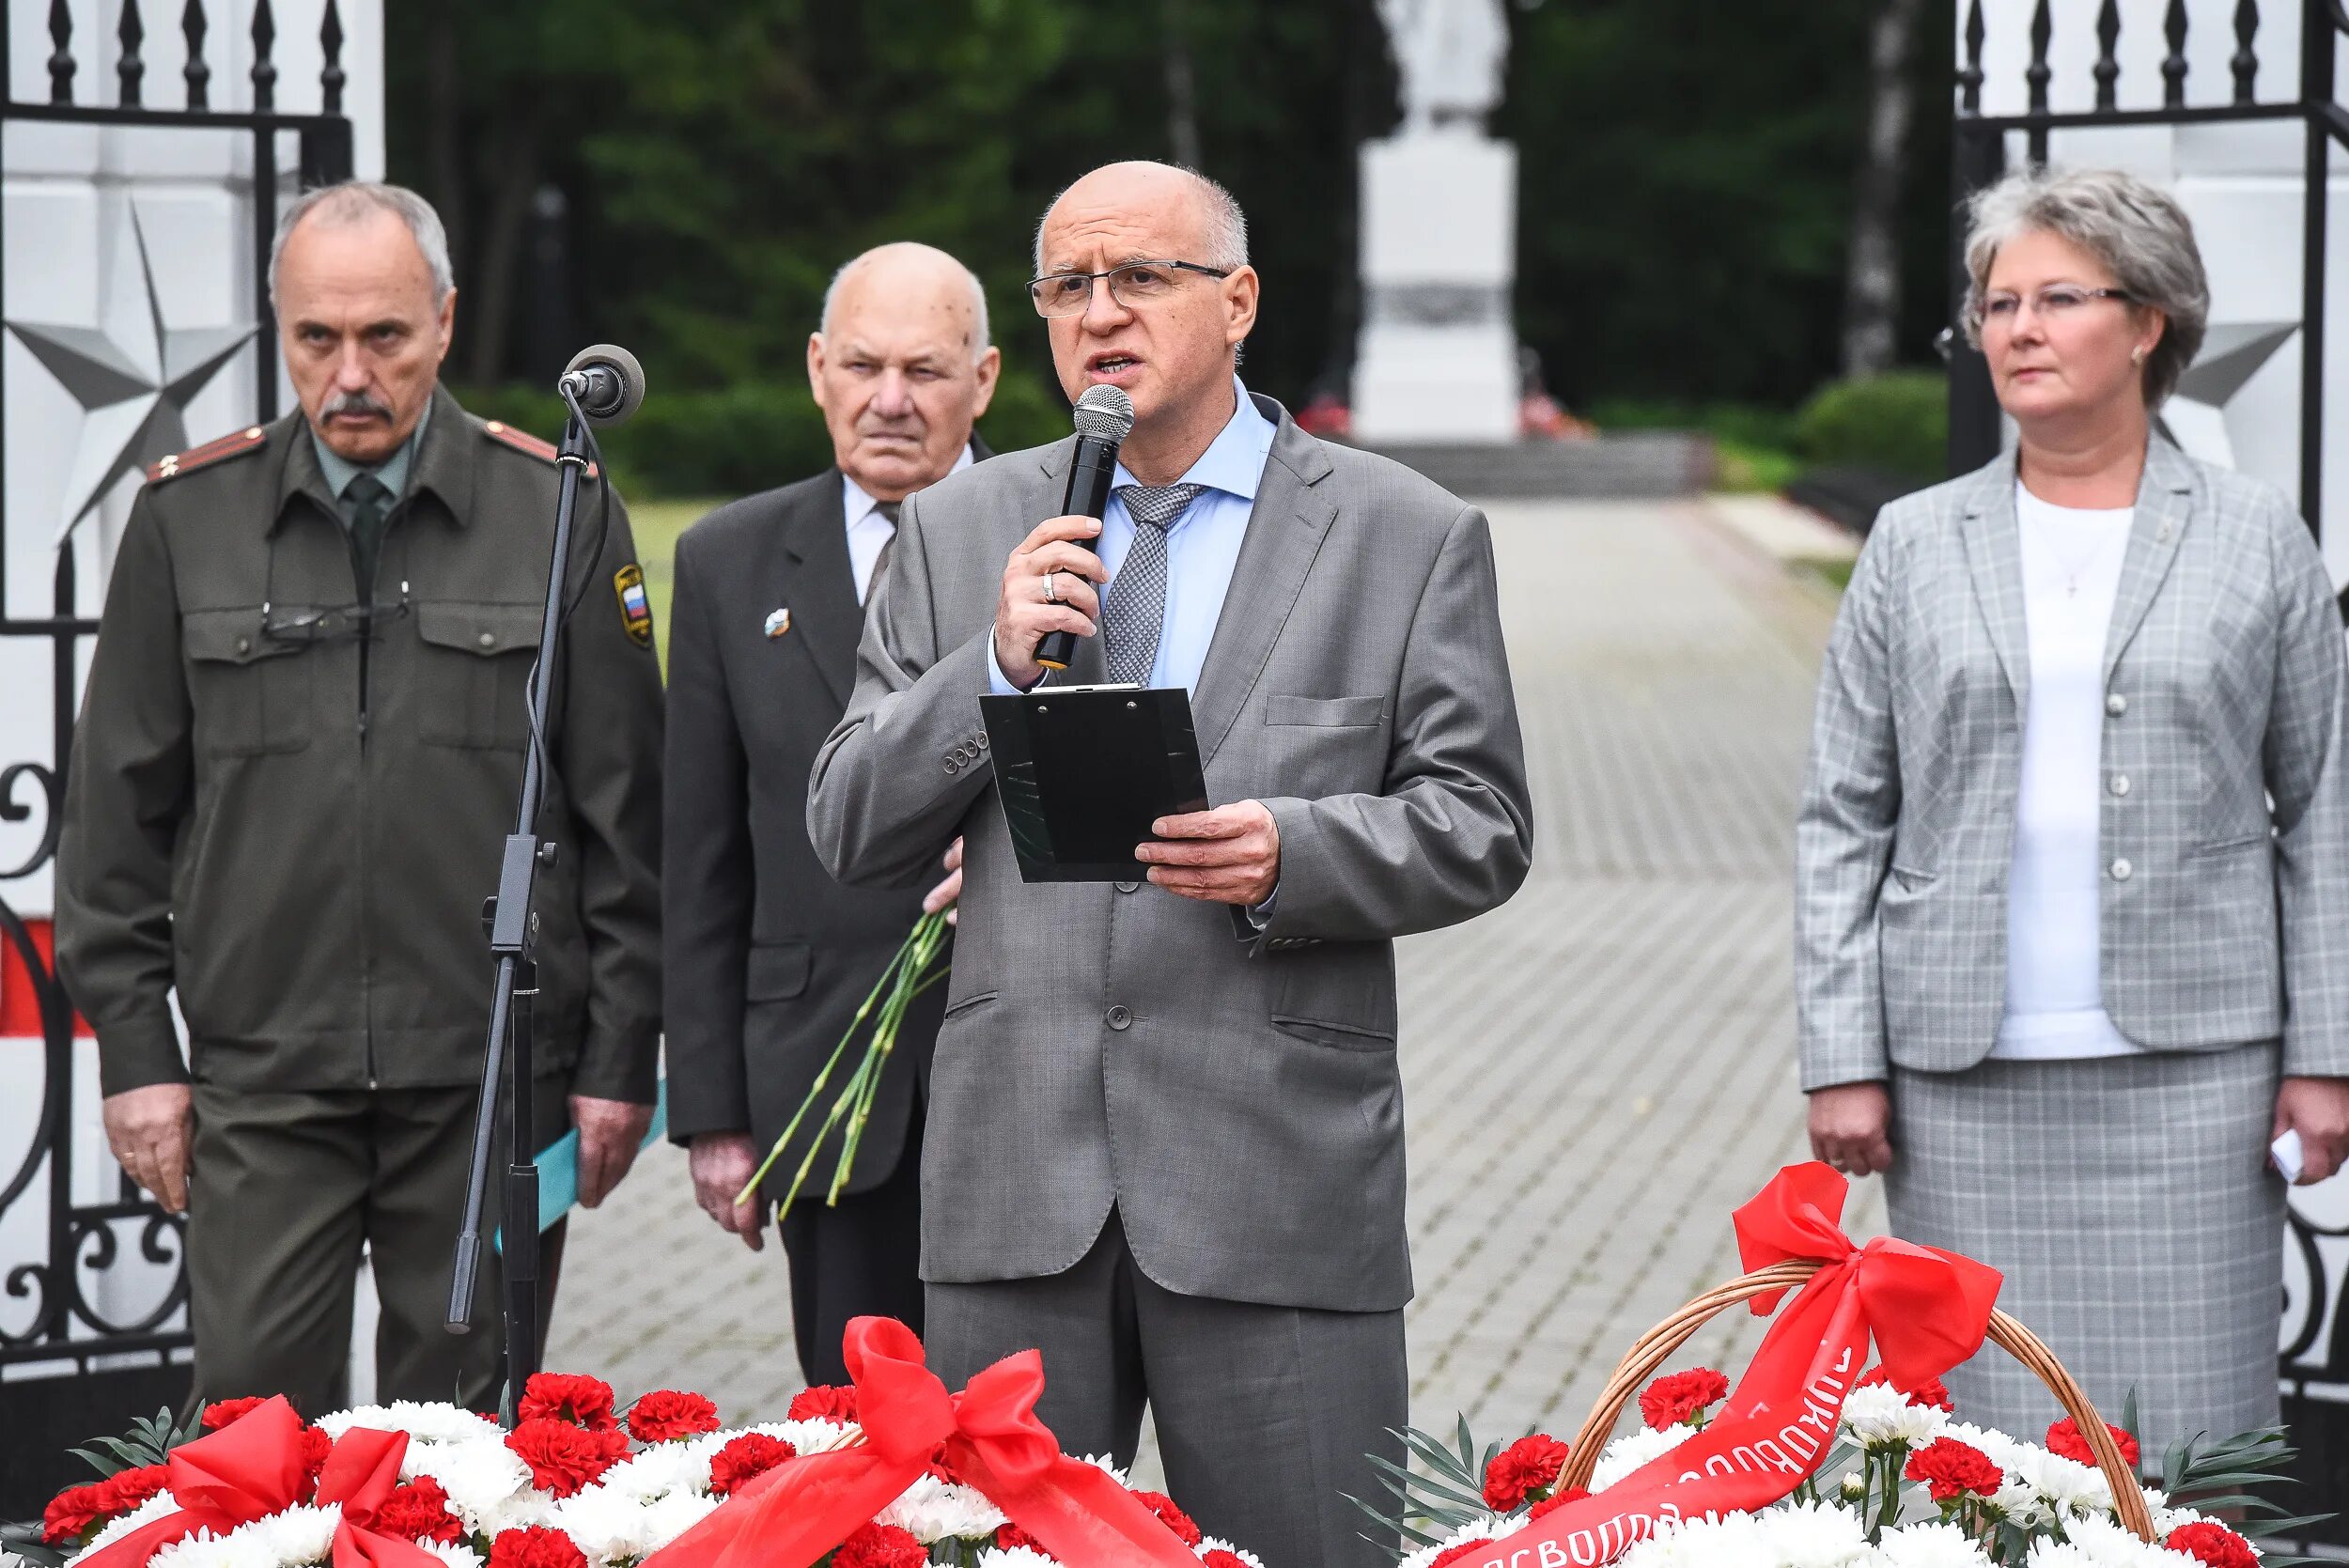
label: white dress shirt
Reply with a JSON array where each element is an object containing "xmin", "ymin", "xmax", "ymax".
[
  {"xmin": 1993, "ymin": 481, "xmax": 2144, "ymax": 1060},
  {"xmin": 844, "ymin": 443, "xmax": 974, "ymax": 605}
]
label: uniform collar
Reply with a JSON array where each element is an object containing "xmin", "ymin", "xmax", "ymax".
[
  {"xmin": 1111, "ymin": 376, "xmax": 1274, "ymax": 503},
  {"xmin": 276, "ymin": 384, "xmax": 472, "ymax": 533},
  {"xmin": 309, "ymin": 397, "xmax": 430, "ymax": 502}
]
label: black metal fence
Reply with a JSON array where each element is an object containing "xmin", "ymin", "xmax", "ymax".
[
  {"xmin": 0, "ymin": 0, "xmax": 351, "ymax": 1518},
  {"xmin": 1948, "ymin": 0, "xmax": 2349, "ymax": 1533}
]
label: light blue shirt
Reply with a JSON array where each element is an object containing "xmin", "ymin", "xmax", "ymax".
[{"xmin": 988, "ymin": 378, "xmax": 1274, "ymax": 695}]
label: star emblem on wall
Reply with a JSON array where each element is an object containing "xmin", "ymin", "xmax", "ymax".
[
  {"xmin": 2157, "ymin": 320, "xmax": 2298, "ymax": 474},
  {"xmin": 6, "ymin": 201, "xmax": 257, "ymax": 541}
]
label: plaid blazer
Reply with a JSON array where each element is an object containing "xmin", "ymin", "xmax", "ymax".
[{"xmin": 1797, "ymin": 436, "xmax": 2349, "ymax": 1087}]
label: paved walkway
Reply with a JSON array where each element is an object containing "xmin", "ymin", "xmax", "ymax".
[{"xmin": 544, "ymin": 496, "xmax": 1882, "ymax": 1459}]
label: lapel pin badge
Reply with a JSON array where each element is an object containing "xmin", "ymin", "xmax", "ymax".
[{"xmin": 765, "ymin": 607, "xmax": 792, "ymax": 639}]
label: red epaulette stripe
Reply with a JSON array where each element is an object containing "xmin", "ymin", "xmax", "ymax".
[
  {"xmin": 146, "ymin": 425, "xmax": 268, "ymax": 483},
  {"xmin": 483, "ymin": 420, "xmax": 599, "ymax": 478}
]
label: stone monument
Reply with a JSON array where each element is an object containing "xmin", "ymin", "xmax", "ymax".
[{"xmin": 1352, "ymin": 0, "xmax": 1519, "ymax": 443}]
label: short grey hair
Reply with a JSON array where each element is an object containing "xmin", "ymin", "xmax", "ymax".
[
  {"xmin": 818, "ymin": 244, "xmax": 992, "ymax": 364},
  {"xmin": 1031, "ymin": 163, "xmax": 1250, "ymax": 276},
  {"xmin": 1961, "ymin": 165, "xmax": 2209, "ymax": 408},
  {"xmin": 268, "ymin": 181, "xmax": 455, "ymax": 307}
]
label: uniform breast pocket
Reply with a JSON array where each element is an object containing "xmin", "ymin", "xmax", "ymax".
[
  {"xmin": 181, "ymin": 609, "xmax": 314, "ymax": 756},
  {"xmin": 415, "ymin": 603, "xmax": 545, "ymax": 750}
]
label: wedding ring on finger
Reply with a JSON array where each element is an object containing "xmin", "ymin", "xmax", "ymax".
[{"xmin": 1042, "ymin": 569, "xmax": 1060, "ymax": 605}]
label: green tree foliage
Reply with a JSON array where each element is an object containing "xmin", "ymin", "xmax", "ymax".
[{"xmin": 388, "ymin": 0, "xmax": 1955, "ymax": 481}]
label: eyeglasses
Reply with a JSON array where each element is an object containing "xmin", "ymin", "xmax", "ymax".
[
  {"xmin": 1027, "ymin": 260, "xmax": 1233, "ymax": 318},
  {"xmin": 1975, "ymin": 285, "xmax": 2136, "ymax": 329},
  {"xmin": 258, "ymin": 595, "xmax": 412, "ymax": 647}
]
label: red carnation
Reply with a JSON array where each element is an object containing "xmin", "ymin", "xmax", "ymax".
[
  {"xmin": 299, "ymin": 1426, "xmax": 334, "ymax": 1498},
  {"xmin": 707, "ymin": 1432, "xmax": 798, "ymax": 1498},
  {"xmin": 41, "ymin": 1482, "xmax": 116, "ymax": 1546},
  {"xmin": 97, "ymin": 1465, "xmax": 172, "ymax": 1515},
  {"xmin": 785, "ymin": 1385, "xmax": 859, "ymax": 1423},
  {"xmin": 369, "ymin": 1476, "xmax": 466, "ymax": 1545},
  {"xmin": 2045, "ymin": 1417, "xmax": 2140, "ymax": 1469},
  {"xmin": 1856, "ymin": 1365, "xmax": 1955, "ymax": 1413},
  {"xmin": 201, "ymin": 1395, "xmax": 271, "ymax": 1431},
  {"xmin": 995, "ymin": 1522, "xmax": 1047, "ymax": 1553},
  {"xmin": 520, "ymin": 1373, "xmax": 619, "ymax": 1432},
  {"xmin": 1529, "ymin": 1486, "xmax": 1591, "ymax": 1519},
  {"xmin": 2165, "ymin": 1521, "xmax": 2261, "ymax": 1568},
  {"xmin": 831, "ymin": 1523, "xmax": 926, "ymax": 1568},
  {"xmin": 489, "ymin": 1526, "xmax": 590, "ymax": 1568},
  {"xmin": 1431, "ymin": 1541, "xmax": 1495, "ymax": 1568},
  {"xmin": 1638, "ymin": 1368, "xmax": 1731, "ymax": 1430},
  {"xmin": 1129, "ymin": 1490, "xmax": 1203, "ymax": 1546},
  {"xmin": 627, "ymin": 1389, "xmax": 722, "ymax": 1444},
  {"xmin": 1903, "ymin": 1437, "xmax": 2003, "ymax": 1504},
  {"xmin": 504, "ymin": 1417, "xmax": 630, "ymax": 1498},
  {"xmin": 1482, "ymin": 1435, "xmax": 1572, "ymax": 1511}
]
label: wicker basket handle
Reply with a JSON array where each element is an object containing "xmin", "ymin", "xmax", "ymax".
[{"xmin": 1553, "ymin": 1259, "xmax": 2155, "ymax": 1542}]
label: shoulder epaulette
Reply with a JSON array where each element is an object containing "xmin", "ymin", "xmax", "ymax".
[
  {"xmin": 483, "ymin": 420, "xmax": 599, "ymax": 478},
  {"xmin": 146, "ymin": 425, "xmax": 269, "ymax": 484}
]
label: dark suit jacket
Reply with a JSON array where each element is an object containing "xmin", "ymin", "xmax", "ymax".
[{"xmin": 662, "ymin": 451, "xmax": 982, "ymax": 1196}]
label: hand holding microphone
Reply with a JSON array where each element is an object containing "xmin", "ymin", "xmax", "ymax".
[{"xmin": 991, "ymin": 385, "xmax": 1134, "ymax": 690}]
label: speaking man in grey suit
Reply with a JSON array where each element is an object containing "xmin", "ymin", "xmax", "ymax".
[{"xmin": 807, "ymin": 161, "xmax": 1532, "ymax": 1566}]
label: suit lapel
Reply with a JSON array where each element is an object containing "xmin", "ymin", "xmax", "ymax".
[
  {"xmin": 1958, "ymin": 451, "xmax": 2030, "ymax": 710},
  {"xmin": 1191, "ymin": 408, "xmax": 1335, "ymax": 765},
  {"xmin": 2101, "ymin": 435, "xmax": 2196, "ymax": 681},
  {"xmin": 779, "ymin": 473, "xmax": 861, "ymax": 707}
]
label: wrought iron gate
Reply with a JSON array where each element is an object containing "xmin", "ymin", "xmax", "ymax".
[
  {"xmin": 0, "ymin": 0, "xmax": 351, "ymax": 1519},
  {"xmin": 1947, "ymin": 0, "xmax": 2349, "ymax": 1533}
]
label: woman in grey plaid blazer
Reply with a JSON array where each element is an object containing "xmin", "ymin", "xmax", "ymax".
[{"xmin": 1797, "ymin": 166, "xmax": 2349, "ymax": 1459}]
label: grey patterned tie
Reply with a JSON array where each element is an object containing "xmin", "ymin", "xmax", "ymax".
[
  {"xmin": 1103, "ymin": 483, "xmax": 1206, "ymax": 686},
  {"xmin": 868, "ymin": 500, "xmax": 901, "ymax": 598}
]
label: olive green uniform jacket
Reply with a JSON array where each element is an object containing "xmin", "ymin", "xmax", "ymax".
[{"xmin": 55, "ymin": 386, "xmax": 663, "ymax": 1104}]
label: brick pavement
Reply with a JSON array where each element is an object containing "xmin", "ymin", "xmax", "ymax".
[{"xmin": 543, "ymin": 495, "xmax": 1881, "ymax": 1464}]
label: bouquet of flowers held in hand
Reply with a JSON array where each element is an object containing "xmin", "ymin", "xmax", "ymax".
[
  {"xmin": 738, "ymin": 908, "xmax": 951, "ymax": 1222},
  {"xmin": 1368, "ymin": 1367, "xmax": 2326, "ymax": 1568},
  {"xmin": 25, "ymin": 1371, "xmax": 1263, "ymax": 1568}
]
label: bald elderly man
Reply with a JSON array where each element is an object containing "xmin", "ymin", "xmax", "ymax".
[
  {"xmin": 664, "ymin": 243, "xmax": 994, "ymax": 1385},
  {"xmin": 810, "ymin": 163, "xmax": 1532, "ymax": 1564}
]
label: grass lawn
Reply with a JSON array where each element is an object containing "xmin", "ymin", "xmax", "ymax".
[{"xmin": 625, "ymin": 498, "xmax": 723, "ymax": 675}]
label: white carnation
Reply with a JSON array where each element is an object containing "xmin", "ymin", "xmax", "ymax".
[
  {"xmin": 597, "ymin": 1441, "xmax": 707, "ymax": 1503},
  {"xmin": 638, "ymin": 1489, "xmax": 723, "ymax": 1552},
  {"xmin": 1879, "ymin": 1520, "xmax": 1993, "ymax": 1568},
  {"xmin": 2060, "ymin": 1514, "xmax": 2194, "ymax": 1567},
  {"xmin": 317, "ymin": 1403, "xmax": 495, "ymax": 1449},
  {"xmin": 409, "ymin": 1436, "xmax": 542, "ymax": 1534},
  {"xmin": 1396, "ymin": 1515, "xmax": 1515, "ymax": 1568},
  {"xmin": 417, "ymin": 1544, "xmax": 483, "ymax": 1568},
  {"xmin": 1587, "ymin": 1424, "xmax": 1683, "ymax": 1491},
  {"xmin": 1614, "ymin": 1511, "xmax": 1779, "ymax": 1568},
  {"xmin": 974, "ymin": 1551, "xmax": 1061, "ymax": 1568},
  {"xmin": 548, "ymin": 1486, "xmax": 656, "ymax": 1566},
  {"xmin": 876, "ymin": 1474, "xmax": 1005, "ymax": 1543},
  {"xmin": 1839, "ymin": 1386, "xmax": 1948, "ymax": 1450}
]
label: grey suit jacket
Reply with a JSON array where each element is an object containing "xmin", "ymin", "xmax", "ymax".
[
  {"xmin": 806, "ymin": 395, "xmax": 1532, "ymax": 1312},
  {"xmin": 1797, "ymin": 436, "xmax": 2349, "ymax": 1089}
]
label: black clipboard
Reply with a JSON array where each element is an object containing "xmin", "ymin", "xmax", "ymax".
[{"xmin": 980, "ymin": 684, "xmax": 1210, "ymax": 881}]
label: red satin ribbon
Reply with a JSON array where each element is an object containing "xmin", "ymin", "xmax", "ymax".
[
  {"xmin": 1462, "ymin": 1163, "xmax": 2002, "ymax": 1568},
  {"xmin": 77, "ymin": 1397, "xmax": 445, "ymax": 1568},
  {"xmin": 640, "ymin": 1318, "xmax": 1199, "ymax": 1568}
]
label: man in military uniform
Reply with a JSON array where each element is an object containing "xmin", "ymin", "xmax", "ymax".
[
  {"xmin": 55, "ymin": 181, "xmax": 663, "ymax": 1414},
  {"xmin": 663, "ymin": 243, "xmax": 987, "ymax": 1386}
]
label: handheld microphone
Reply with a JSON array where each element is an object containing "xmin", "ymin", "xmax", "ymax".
[
  {"xmin": 558, "ymin": 344, "xmax": 647, "ymax": 427},
  {"xmin": 1035, "ymin": 383, "xmax": 1136, "ymax": 674}
]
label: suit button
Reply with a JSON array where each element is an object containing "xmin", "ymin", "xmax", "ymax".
[
  {"xmin": 478, "ymin": 630, "xmax": 496, "ymax": 648},
  {"xmin": 2107, "ymin": 693, "xmax": 2127, "ymax": 717},
  {"xmin": 977, "ymin": 732, "xmax": 990, "ymax": 750},
  {"xmin": 2110, "ymin": 858, "xmax": 2133, "ymax": 881},
  {"xmin": 235, "ymin": 636, "xmax": 252, "ymax": 654},
  {"xmin": 2109, "ymin": 774, "xmax": 2130, "ymax": 797},
  {"xmin": 944, "ymin": 758, "xmax": 959, "ymax": 774},
  {"xmin": 1115, "ymin": 880, "xmax": 1139, "ymax": 893},
  {"xmin": 1106, "ymin": 1004, "xmax": 1132, "ymax": 1031}
]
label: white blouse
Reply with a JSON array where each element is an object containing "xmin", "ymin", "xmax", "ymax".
[{"xmin": 1992, "ymin": 482, "xmax": 2145, "ymax": 1061}]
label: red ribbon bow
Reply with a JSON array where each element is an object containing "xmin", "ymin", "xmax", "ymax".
[
  {"xmin": 79, "ymin": 1398, "xmax": 446, "ymax": 1568},
  {"xmin": 642, "ymin": 1317, "xmax": 1198, "ymax": 1568},
  {"xmin": 1733, "ymin": 1158, "xmax": 2002, "ymax": 1390}
]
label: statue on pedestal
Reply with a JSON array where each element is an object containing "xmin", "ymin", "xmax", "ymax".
[{"xmin": 1377, "ymin": 0, "xmax": 1509, "ymax": 134}]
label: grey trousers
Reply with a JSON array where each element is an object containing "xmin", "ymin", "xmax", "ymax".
[{"xmin": 925, "ymin": 1210, "xmax": 1406, "ymax": 1568}]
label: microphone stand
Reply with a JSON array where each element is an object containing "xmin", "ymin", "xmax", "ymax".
[{"xmin": 443, "ymin": 393, "xmax": 595, "ymax": 1423}]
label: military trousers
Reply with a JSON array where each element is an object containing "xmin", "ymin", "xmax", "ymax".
[{"xmin": 187, "ymin": 1077, "xmax": 569, "ymax": 1417}]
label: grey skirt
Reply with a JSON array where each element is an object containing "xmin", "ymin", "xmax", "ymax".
[{"xmin": 1885, "ymin": 1044, "xmax": 2283, "ymax": 1464}]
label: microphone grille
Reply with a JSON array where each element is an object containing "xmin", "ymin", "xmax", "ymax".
[{"xmin": 1072, "ymin": 384, "xmax": 1136, "ymax": 442}]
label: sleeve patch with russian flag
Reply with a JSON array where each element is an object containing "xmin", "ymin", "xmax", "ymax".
[{"xmin": 614, "ymin": 564, "xmax": 654, "ymax": 648}]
